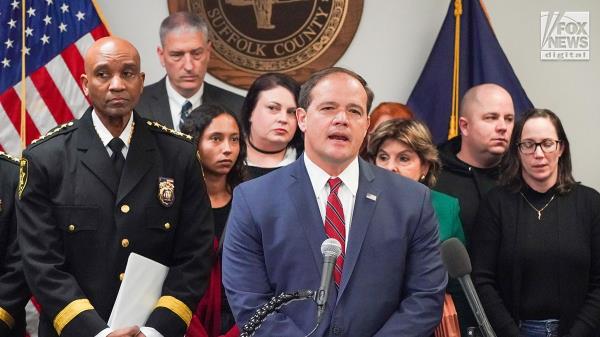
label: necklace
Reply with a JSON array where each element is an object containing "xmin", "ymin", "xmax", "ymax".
[
  {"xmin": 520, "ymin": 192, "xmax": 556, "ymax": 220},
  {"xmin": 248, "ymin": 137, "xmax": 287, "ymax": 155}
]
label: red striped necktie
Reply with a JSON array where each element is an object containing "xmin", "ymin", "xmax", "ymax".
[{"xmin": 325, "ymin": 177, "xmax": 346, "ymax": 287}]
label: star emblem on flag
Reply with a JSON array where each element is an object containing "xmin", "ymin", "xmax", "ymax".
[{"xmin": 0, "ymin": 0, "xmax": 110, "ymax": 155}]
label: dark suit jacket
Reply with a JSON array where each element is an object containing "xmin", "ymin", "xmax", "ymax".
[
  {"xmin": 222, "ymin": 156, "xmax": 447, "ymax": 337},
  {"xmin": 136, "ymin": 77, "xmax": 245, "ymax": 127},
  {"xmin": 0, "ymin": 153, "xmax": 29, "ymax": 337},
  {"xmin": 17, "ymin": 109, "xmax": 214, "ymax": 337}
]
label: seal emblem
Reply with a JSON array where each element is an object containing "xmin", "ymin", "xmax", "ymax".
[
  {"xmin": 158, "ymin": 177, "xmax": 176, "ymax": 207},
  {"xmin": 171, "ymin": 0, "xmax": 363, "ymax": 88}
]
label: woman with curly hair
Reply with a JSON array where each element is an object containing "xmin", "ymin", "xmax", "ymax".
[{"xmin": 181, "ymin": 104, "xmax": 247, "ymax": 337}]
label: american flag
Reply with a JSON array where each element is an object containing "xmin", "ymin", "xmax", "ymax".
[{"xmin": 0, "ymin": 0, "xmax": 110, "ymax": 156}]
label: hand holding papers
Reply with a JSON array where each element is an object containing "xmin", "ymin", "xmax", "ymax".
[{"xmin": 108, "ymin": 253, "xmax": 169, "ymax": 329}]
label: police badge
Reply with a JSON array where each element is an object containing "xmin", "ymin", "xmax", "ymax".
[{"xmin": 158, "ymin": 177, "xmax": 175, "ymax": 207}]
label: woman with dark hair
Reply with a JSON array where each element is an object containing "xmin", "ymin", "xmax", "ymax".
[
  {"xmin": 472, "ymin": 109, "xmax": 600, "ymax": 337},
  {"xmin": 240, "ymin": 72, "xmax": 302, "ymax": 179},
  {"xmin": 181, "ymin": 104, "xmax": 246, "ymax": 337},
  {"xmin": 367, "ymin": 119, "xmax": 465, "ymax": 337}
]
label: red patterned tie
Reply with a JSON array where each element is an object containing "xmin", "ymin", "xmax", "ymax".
[{"xmin": 325, "ymin": 177, "xmax": 346, "ymax": 287}]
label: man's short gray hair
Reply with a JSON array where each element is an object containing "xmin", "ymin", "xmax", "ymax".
[{"xmin": 159, "ymin": 11, "xmax": 209, "ymax": 45}]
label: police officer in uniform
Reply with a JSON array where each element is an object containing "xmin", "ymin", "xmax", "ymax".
[
  {"xmin": 16, "ymin": 37, "xmax": 213, "ymax": 337},
  {"xmin": 0, "ymin": 152, "xmax": 29, "ymax": 337}
]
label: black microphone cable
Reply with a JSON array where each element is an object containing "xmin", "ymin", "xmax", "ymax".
[{"xmin": 238, "ymin": 290, "xmax": 316, "ymax": 337}]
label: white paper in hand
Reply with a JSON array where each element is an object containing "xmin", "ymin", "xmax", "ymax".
[{"xmin": 108, "ymin": 253, "xmax": 169, "ymax": 329}]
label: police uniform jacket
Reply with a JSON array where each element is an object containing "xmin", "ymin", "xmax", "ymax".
[
  {"xmin": 16, "ymin": 108, "xmax": 214, "ymax": 337},
  {"xmin": 0, "ymin": 153, "xmax": 29, "ymax": 337}
]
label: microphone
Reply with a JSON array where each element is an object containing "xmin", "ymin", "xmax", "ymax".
[
  {"xmin": 315, "ymin": 238, "xmax": 342, "ymax": 323},
  {"xmin": 441, "ymin": 238, "xmax": 497, "ymax": 337}
]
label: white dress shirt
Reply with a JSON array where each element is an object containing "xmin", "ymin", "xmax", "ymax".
[
  {"xmin": 91, "ymin": 110, "xmax": 133, "ymax": 158},
  {"xmin": 304, "ymin": 153, "xmax": 359, "ymax": 250},
  {"xmin": 92, "ymin": 111, "xmax": 163, "ymax": 337},
  {"xmin": 165, "ymin": 77, "xmax": 203, "ymax": 131}
]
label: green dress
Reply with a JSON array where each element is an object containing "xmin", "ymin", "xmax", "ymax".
[{"xmin": 430, "ymin": 190, "xmax": 466, "ymax": 244}]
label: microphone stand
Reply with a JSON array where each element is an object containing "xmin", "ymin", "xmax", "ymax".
[
  {"xmin": 459, "ymin": 274, "xmax": 496, "ymax": 337},
  {"xmin": 239, "ymin": 289, "xmax": 317, "ymax": 337},
  {"xmin": 241, "ymin": 239, "xmax": 341, "ymax": 336}
]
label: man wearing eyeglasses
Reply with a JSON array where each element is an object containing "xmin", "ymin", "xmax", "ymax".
[{"xmin": 434, "ymin": 83, "xmax": 515, "ymax": 336}]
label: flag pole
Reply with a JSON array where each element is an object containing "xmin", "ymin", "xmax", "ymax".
[
  {"xmin": 20, "ymin": 0, "xmax": 27, "ymax": 149},
  {"xmin": 91, "ymin": 0, "xmax": 113, "ymax": 35},
  {"xmin": 449, "ymin": 0, "xmax": 462, "ymax": 140}
]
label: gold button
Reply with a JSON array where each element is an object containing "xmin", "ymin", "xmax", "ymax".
[
  {"xmin": 121, "ymin": 238, "xmax": 129, "ymax": 248},
  {"xmin": 120, "ymin": 204, "xmax": 130, "ymax": 213},
  {"xmin": 164, "ymin": 222, "xmax": 171, "ymax": 230},
  {"xmin": 68, "ymin": 224, "xmax": 75, "ymax": 232},
  {"xmin": 119, "ymin": 273, "xmax": 124, "ymax": 281}
]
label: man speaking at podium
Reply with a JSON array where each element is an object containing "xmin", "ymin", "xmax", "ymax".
[{"xmin": 222, "ymin": 67, "xmax": 446, "ymax": 336}]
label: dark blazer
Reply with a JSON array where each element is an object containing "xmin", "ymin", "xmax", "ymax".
[
  {"xmin": 17, "ymin": 109, "xmax": 214, "ymax": 337},
  {"xmin": 136, "ymin": 77, "xmax": 245, "ymax": 127},
  {"xmin": 0, "ymin": 153, "xmax": 29, "ymax": 337},
  {"xmin": 222, "ymin": 156, "xmax": 447, "ymax": 337},
  {"xmin": 472, "ymin": 184, "xmax": 600, "ymax": 337}
]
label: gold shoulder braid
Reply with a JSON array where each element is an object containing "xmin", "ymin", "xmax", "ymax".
[
  {"xmin": 146, "ymin": 120, "xmax": 193, "ymax": 141},
  {"xmin": 0, "ymin": 151, "xmax": 19, "ymax": 164},
  {"xmin": 30, "ymin": 121, "xmax": 75, "ymax": 145}
]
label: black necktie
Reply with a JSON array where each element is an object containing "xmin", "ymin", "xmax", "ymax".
[
  {"xmin": 179, "ymin": 100, "xmax": 192, "ymax": 131},
  {"xmin": 108, "ymin": 138, "xmax": 125, "ymax": 179}
]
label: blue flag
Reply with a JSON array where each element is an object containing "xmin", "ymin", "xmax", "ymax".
[{"xmin": 407, "ymin": 0, "xmax": 533, "ymax": 144}]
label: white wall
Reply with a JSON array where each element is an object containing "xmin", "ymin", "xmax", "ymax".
[{"xmin": 96, "ymin": 0, "xmax": 600, "ymax": 190}]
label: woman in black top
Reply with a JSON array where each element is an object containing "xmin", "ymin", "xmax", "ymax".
[
  {"xmin": 240, "ymin": 73, "xmax": 303, "ymax": 179},
  {"xmin": 181, "ymin": 104, "xmax": 247, "ymax": 337},
  {"xmin": 471, "ymin": 109, "xmax": 600, "ymax": 337}
]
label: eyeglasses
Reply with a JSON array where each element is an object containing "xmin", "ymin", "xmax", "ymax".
[{"xmin": 517, "ymin": 139, "xmax": 561, "ymax": 154}]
